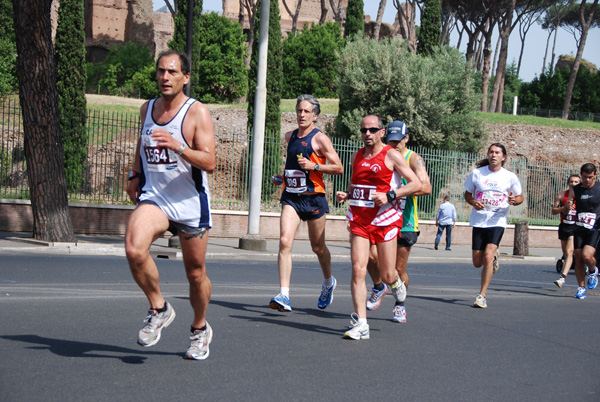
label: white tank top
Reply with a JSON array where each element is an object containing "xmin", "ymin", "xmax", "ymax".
[{"xmin": 138, "ymin": 98, "xmax": 212, "ymax": 228}]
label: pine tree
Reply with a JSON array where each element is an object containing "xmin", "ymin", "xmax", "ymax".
[
  {"xmin": 344, "ymin": 0, "xmax": 364, "ymax": 38},
  {"xmin": 55, "ymin": 0, "xmax": 88, "ymax": 192},
  {"xmin": 418, "ymin": 0, "xmax": 442, "ymax": 56},
  {"xmin": 13, "ymin": 0, "xmax": 76, "ymax": 242},
  {"xmin": 168, "ymin": 0, "xmax": 204, "ymax": 99},
  {"xmin": 247, "ymin": 0, "xmax": 282, "ymax": 200}
]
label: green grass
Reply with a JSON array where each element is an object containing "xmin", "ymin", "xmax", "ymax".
[
  {"xmin": 87, "ymin": 103, "xmax": 141, "ymax": 115},
  {"xmin": 205, "ymin": 98, "xmax": 340, "ymax": 115},
  {"xmin": 477, "ymin": 111, "xmax": 600, "ymax": 130},
  {"xmin": 85, "ymin": 95, "xmax": 600, "ymax": 130}
]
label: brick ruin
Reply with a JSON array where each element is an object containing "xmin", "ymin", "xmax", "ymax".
[{"xmin": 57, "ymin": 0, "xmax": 403, "ymax": 62}]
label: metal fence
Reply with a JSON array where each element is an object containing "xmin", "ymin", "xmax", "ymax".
[
  {"xmin": 501, "ymin": 105, "xmax": 600, "ymax": 123},
  {"xmin": 0, "ymin": 100, "xmax": 581, "ymax": 225}
]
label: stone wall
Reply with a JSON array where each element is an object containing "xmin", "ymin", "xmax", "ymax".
[
  {"xmin": 486, "ymin": 124, "xmax": 600, "ymax": 166},
  {"xmin": 0, "ymin": 199, "xmax": 560, "ymax": 249},
  {"xmin": 223, "ymin": 0, "xmax": 348, "ymax": 36},
  {"xmin": 83, "ymin": 0, "xmax": 172, "ymax": 60}
]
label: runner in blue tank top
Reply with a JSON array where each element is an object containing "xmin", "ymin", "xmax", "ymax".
[{"xmin": 269, "ymin": 94, "xmax": 344, "ymax": 313}]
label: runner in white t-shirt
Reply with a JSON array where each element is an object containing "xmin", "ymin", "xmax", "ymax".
[{"xmin": 464, "ymin": 143, "xmax": 523, "ymax": 308}]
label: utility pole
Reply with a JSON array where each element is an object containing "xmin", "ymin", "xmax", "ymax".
[
  {"xmin": 239, "ymin": 0, "xmax": 270, "ymax": 251},
  {"xmin": 185, "ymin": 0, "xmax": 193, "ymax": 96}
]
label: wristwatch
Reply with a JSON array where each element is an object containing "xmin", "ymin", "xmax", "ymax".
[
  {"xmin": 314, "ymin": 164, "xmax": 320, "ymax": 172},
  {"xmin": 386, "ymin": 190, "xmax": 397, "ymax": 203},
  {"xmin": 128, "ymin": 170, "xmax": 141, "ymax": 181},
  {"xmin": 177, "ymin": 143, "xmax": 187, "ymax": 155}
]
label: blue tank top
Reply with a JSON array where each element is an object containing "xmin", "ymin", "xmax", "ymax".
[{"xmin": 283, "ymin": 128, "xmax": 326, "ymax": 194}]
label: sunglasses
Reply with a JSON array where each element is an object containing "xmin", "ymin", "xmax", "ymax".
[{"xmin": 360, "ymin": 127, "xmax": 381, "ymax": 134}]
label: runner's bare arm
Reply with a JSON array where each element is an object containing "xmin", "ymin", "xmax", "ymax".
[
  {"xmin": 562, "ymin": 187, "xmax": 575, "ymax": 214},
  {"xmin": 508, "ymin": 193, "xmax": 524, "ymax": 205},
  {"xmin": 182, "ymin": 102, "xmax": 216, "ymax": 172},
  {"xmin": 149, "ymin": 102, "xmax": 216, "ymax": 172},
  {"xmin": 409, "ymin": 154, "xmax": 432, "ymax": 196},
  {"xmin": 298, "ymin": 133, "xmax": 343, "ymax": 175},
  {"xmin": 126, "ymin": 103, "xmax": 148, "ymax": 204},
  {"xmin": 371, "ymin": 151, "xmax": 420, "ymax": 206},
  {"xmin": 389, "ymin": 149, "xmax": 421, "ymax": 198},
  {"xmin": 551, "ymin": 191, "xmax": 564, "ymax": 215}
]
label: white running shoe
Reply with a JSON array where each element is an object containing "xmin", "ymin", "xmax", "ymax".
[
  {"xmin": 366, "ymin": 284, "xmax": 389, "ymax": 311},
  {"xmin": 390, "ymin": 279, "xmax": 407, "ymax": 303},
  {"xmin": 393, "ymin": 304, "xmax": 406, "ymax": 323},
  {"xmin": 554, "ymin": 277, "xmax": 565, "ymax": 288},
  {"xmin": 473, "ymin": 294, "xmax": 487, "ymax": 309},
  {"xmin": 492, "ymin": 250, "xmax": 500, "ymax": 274},
  {"xmin": 343, "ymin": 313, "xmax": 370, "ymax": 340},
  {"xmin": 137, "ymin": 301, "xmax": 176, "ymax": 347},
  {"xmin": 185, "ymin": 323, "xmax": 213, "ymax": 360}
]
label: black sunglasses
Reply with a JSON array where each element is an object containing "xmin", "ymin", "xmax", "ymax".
[{"xmin": 360, "ymin": 127, "xmax": 381, "ymax": 134}]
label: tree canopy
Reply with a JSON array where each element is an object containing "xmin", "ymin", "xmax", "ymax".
[
  {"xmin": 282, "ymin": 21, "xmax": 345, "ymax": 99},
  {"xmin": 194, "ymin": 12, "xmax": 248, "ymax": 103}
]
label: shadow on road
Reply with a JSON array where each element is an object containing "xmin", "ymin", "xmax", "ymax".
[
  {"xmin": 1, "ymin": 334, "xmax": 178, "ymax": 364},
  {"xmin": 210, "ymin": 299, "xmax": 356, "ymax": 336}
]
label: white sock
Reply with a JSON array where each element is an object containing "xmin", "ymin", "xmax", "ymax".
[
  {"xmin": 358, "ymin": 318, "xmax": 367, "ymax": 325},
  {"xmin": 323, "ymin": 277, "xmax": 334, "ymax": 287},
  {"xmin": 280, "ymin": 287, "xmax": 290, "ymax": 298}
]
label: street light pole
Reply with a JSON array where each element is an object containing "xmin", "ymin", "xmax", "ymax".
[{"xmin": 239, "ymin": 0, "xmax": 270, "ymax": 251}]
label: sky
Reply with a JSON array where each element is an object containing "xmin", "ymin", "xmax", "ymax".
[{"xmin": 153, "ymin": 0, "xmax": 600, "ymax": 83}]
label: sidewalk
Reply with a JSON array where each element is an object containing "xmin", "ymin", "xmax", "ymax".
[{"xmin": 0, "ymin": 231, "xmax": 558, "ymax": 263}]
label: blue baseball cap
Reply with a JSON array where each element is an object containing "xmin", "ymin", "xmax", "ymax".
[{"xmin": 386, "ymin": 120, "xmax": 408, "ymax": 142}]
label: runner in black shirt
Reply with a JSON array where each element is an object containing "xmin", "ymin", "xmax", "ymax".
[{"xmin": 564, "ymin": 163, "xmax": 600, "ymax": 299}]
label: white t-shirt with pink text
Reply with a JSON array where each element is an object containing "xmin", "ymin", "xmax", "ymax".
[{"xmin": 464, "ymin": 165, "xmax": 522, "ymax": 228}]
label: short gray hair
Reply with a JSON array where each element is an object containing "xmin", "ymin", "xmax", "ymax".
[{"xmin": 296, "ymin": 94, "xmax": 320, "ymax": 116}]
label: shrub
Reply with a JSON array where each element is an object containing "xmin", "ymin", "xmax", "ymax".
[
  {"xmin": 334, "ymin": 36, "xmax": 486, "ymax": 152},
  {"xmin": 86, "ymin": 42, "xmax": 154, "ymax": 96},
  {"xmin": 132, "ymin": 65, "xmax": 160, "ymax": 100}
]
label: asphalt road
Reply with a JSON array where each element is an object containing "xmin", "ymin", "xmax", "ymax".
[{"xmin": 1, "ymin": 253, "xmax": 599, "ymax": 401}]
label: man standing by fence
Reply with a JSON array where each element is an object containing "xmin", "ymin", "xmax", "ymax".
[
  {"xmin": 464, "ymin": 143, "xmax": 523, "ymax": 309},
  {"xmin": 269, "ymin": 94, "xmax": 344, "ymax": 312},
  {"xmin": 563, "ymin": 163, "xmax": 600, "ymax": 299},
  {"xmin": 435, "ymin": 195, "xmax": 457, "ymax": 251},
  {"xmin": 364, "ymin": 120, "xmax": 431, "ymax": 324},
  {"xmin": 125, "ymin": 50, "xmax": 216, "ymax": 360}
]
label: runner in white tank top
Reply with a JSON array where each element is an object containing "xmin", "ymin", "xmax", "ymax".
[
  {"xmin": 125, "ymin": 51, "xmax": 216, "ymax": 361},
  {"xmin": 138, "ymin": 97, "xmax": 212, "ymax": 228}
]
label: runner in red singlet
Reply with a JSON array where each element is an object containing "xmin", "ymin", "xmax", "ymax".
[{"xmin": 336, "ymin": 115, "xmax": 422, "ymax": 340}]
